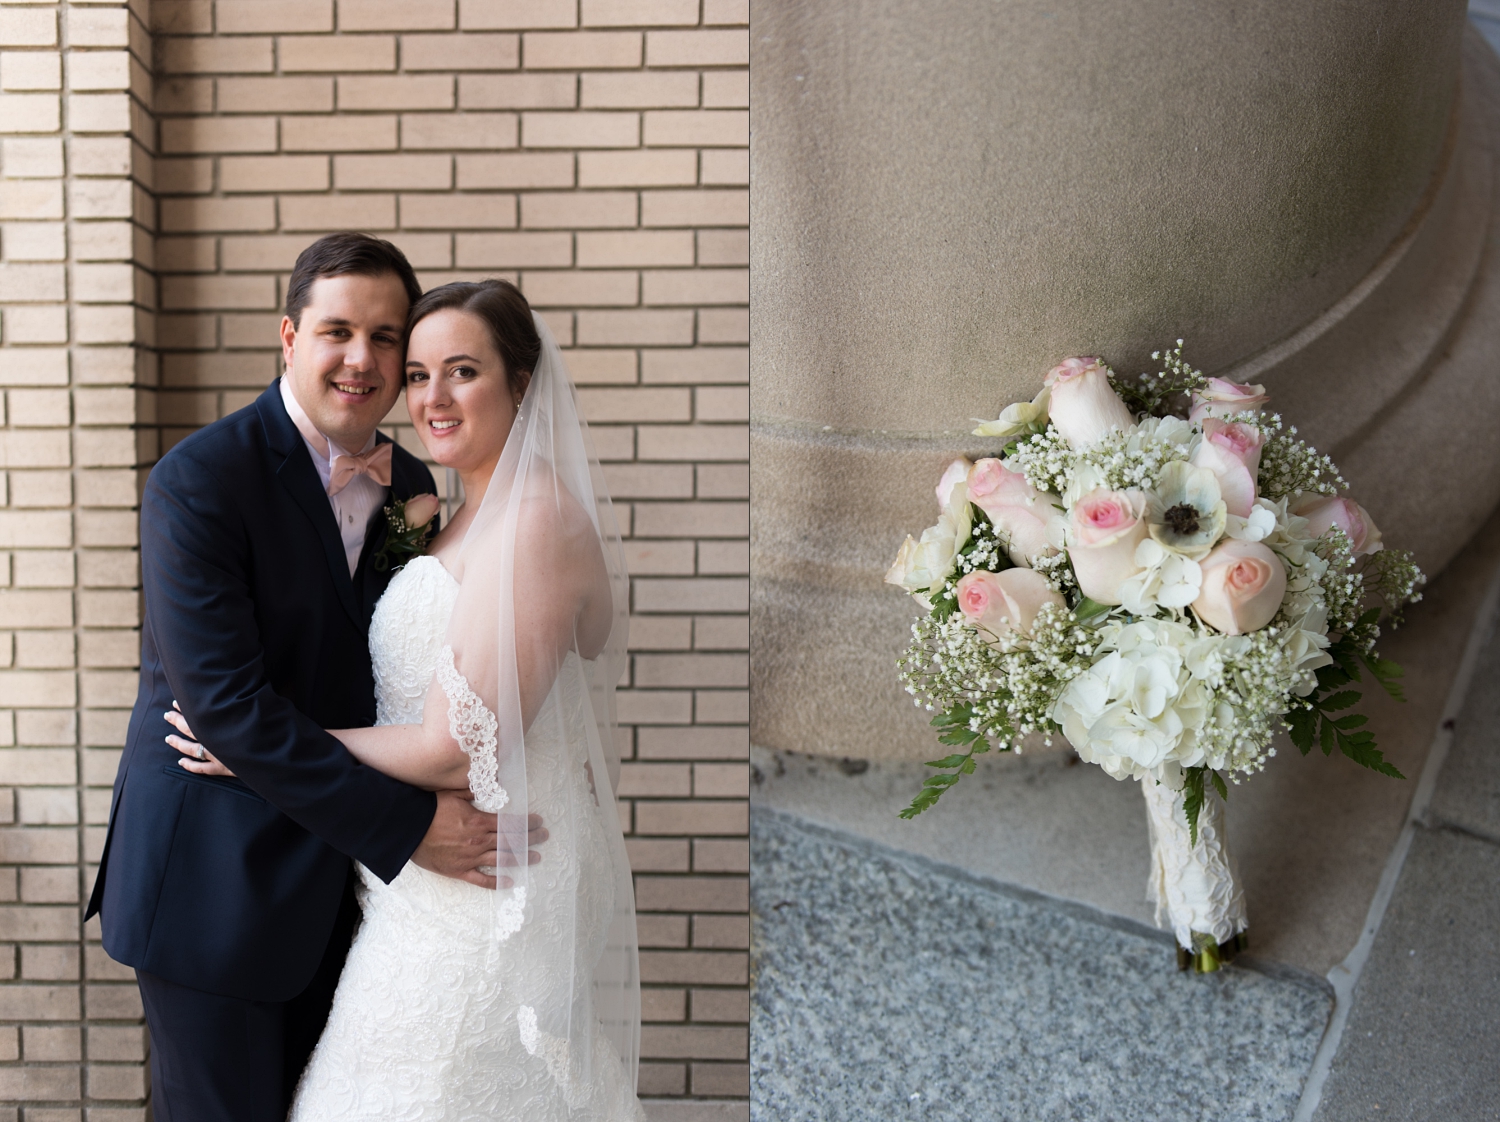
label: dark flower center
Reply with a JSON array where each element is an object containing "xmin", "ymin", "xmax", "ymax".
[{"xmin": 1164, "ymin": 503, "xmax": 1201, "ymax": 536}]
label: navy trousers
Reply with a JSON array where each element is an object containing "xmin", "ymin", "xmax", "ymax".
[{"xmin": 137, "ymin": 879, "xmax": 360, "ymax": 1121}]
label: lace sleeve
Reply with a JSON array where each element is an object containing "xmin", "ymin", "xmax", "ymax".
[{"xmin": 436, "ymin": 645, "xmax": 508, "ymax": 813}]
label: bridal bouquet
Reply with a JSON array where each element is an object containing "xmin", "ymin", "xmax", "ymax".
[{"xmin": 886, "ymin": 344, "xmax": 1424, "ymax": 970}]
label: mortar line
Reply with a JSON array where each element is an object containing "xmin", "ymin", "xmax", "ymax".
[{"xmin": 1290, "ymin": 557, "xmax": 1500, "ymax": 1122}]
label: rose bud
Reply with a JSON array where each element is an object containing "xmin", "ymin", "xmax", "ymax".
[
  {"xmin": 1067, "ymin": 488, "xmax": 1149, "ymax": 604},
  {"xmin": 966, "ymin": 458, "xmax": 1065, "ymax": 567},
  {"xmin": 404, "ymin": 493, "xmax": 441, "ymax": 529},
  {"xmin": 1043, "ymin": 357, "xmax": 1136, "ymax": 449},
  {"xmin": 1188, "ymin": 377, "xmax": 1269, "ymax": 423},
  {"xmin": 1290, "ymin": 494, "xmax": 1383, "ymax": 555},
  {"xmin": 1190, "ymin": 419, "xmax": 1264, "ymax": 517},
  {"xmin": 935, "ymin": 458, "xmax": 973, "ymax": 511},
  {"xmin": 1193, "ymin": 540, "xmax": 1288, "ymax": 635},
  {"xmin": 956, "ymin": 568, "xmax": 1065, "ymax": 641}
]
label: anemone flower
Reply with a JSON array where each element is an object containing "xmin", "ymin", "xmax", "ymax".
[{"xmin": 1148, "ymin": 461, "xmax": 1226, "ymax": 559}]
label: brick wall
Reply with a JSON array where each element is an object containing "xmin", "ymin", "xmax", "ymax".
[{"xmin": 0, "ymin": 1, "xmax": 748, "ymax": 1117}]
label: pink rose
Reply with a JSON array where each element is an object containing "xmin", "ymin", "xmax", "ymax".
[
  {"xmin": 966, "ymin": 458, "xmax": 1063, "ymax": 566},
  {"xmin": 1193, "ymin": 540, "xmax": 1287, "ymax": 634},
  {"xmin": 1290, "ymin": 494, "xmax": 1383, "ymax": 555},
  {"xmin": 1188, "ymin": 377, "xmax": 1269, "ymax": 423},
  {"xmin": 955, "ymin": 568, "xmax": 1065, "ymax": 641},
  {"xmin": 935, "ymin": 458, "xmax": 972, "ymax": 510},
  {"xmin": 1067, "ymin": 488, "xmax": 1149, "ymax": 604},
  {"xmin": 404, "ymin": 493, "xmax": 441, "ymax": 529},
  {"xmin": 1190, "ymin": 419, "xmax": 1264, "ymax": 518},
  {"xmin": 1043, "ymin": 357, "xmax": 1136, "ymax": 448}
]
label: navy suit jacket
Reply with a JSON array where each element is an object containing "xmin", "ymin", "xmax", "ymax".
[{"xmin": 85, "ymin": 380, "xmax": 438, "ymax": 1003}]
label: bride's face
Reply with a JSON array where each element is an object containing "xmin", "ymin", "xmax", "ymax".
[{"xmin": 405, "ymin": 308, "xmax": 522, "ymax": 477}]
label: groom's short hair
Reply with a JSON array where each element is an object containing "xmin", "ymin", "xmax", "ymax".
[{"xmin": 285, "ymin": 232, "xmax": 423, "ymax": 329}]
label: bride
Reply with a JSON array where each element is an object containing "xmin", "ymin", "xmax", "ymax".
[{"xmin": 168, "ymin": 280, "xmax": 645, "ymax": 1121}]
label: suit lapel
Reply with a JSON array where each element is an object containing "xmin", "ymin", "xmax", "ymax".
[{"xmin": 256, "ymin": 380, "xmax": 364, "ymax": 631}]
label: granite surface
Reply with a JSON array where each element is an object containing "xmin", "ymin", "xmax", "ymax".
[{"xmin": 751, "ymin": 809, "xmax": 1332, "ymax": 1122}]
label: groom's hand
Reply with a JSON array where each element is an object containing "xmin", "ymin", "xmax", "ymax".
[
  {"xmin": 410, "ymin": 795, "xmax": 549, "ymax": 889},
  {"xmin": 412, "ymin": 791, "xmax": 504, "ymax": 889}
]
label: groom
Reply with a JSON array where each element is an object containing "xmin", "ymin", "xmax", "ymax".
[{"xmin": 85, "ymin": 233, "xmax": 509, "ymax": 1121}]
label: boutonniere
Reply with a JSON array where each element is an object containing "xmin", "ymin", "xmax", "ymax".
[{"xmin": 372, "ymin": 493, "xmax": 440, "ymax": 572}]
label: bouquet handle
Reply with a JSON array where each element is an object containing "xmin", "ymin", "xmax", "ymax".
[{"xmin": 1141, "ymin": 777, "xmax": 1248, "ymax": 972}]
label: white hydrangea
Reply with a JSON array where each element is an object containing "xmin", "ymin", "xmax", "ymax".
[
  {"xmin": 1117, "ymin": 538, "xmax": 1204, "ymax": 616},
  {"xmin": 1052, "ymin": 619, "xmax": 1212, "ymax": 783}
]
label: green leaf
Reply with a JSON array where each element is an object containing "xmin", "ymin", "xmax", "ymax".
[
  {"xmin": 1332, "ymin": 714, "xmax": 1368, "ymax": 730},
  {"xmin": 1073, "ymin": 597, "xmax": 1112, "ymax": 623},
  {"xmin": 924, "ymin": 753, "xmax": 972, "ymax": 769},
  {"xmin": 1332, "ymin": 647, "xmax": 1363, "ymax": 681},
  {"xmin": 898, "ymin": 786, "xmax": 945, "ymax": 818},
  {"xmin": 960, "ymin": 756, "xmax": 977, "ymax": 775},
  {"xmin": 1181, "ymin": 770, "xmax": 1206, "ymax": 848},
  {"xmin": 1288, "ymin": 707, "xmax": 1317, "ymax": 755},
  {"xmin": 937, "ymin": 727, "xmax": 978, "ymax": 746},
  {"xmin": 931, "ymin": 706, "xmax": 974, "ymax": 728},
  {"xmin": 922, "ymin": 773, "xmax": 963, "ymax": 789},
  {"xmin": 1321, "ymin": 691, "xmax": 1360, "ymax": 712},
  {"xmin": 1336, "ymin": 732, "xmax": 1406, "ymax": 779},
  {"xmin": 1319, "ymin": 714, "xmax": 1337, "ymax": 757},
  {"xmin": 1362, "ymin": 654, "xmax": 1407, "ymax": 701},
  {"xmin": 1210, "ymin": 771, "xmax": 1228, "ymax": 802},
  {"xmin": 1315, "ymin": 663, "xmax": 1353, "ymax": 692}
]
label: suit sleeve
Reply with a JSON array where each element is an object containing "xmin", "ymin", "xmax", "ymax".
[{"xmin": 141, "ymin": 449, "xmax": 435, "ymax": 882}]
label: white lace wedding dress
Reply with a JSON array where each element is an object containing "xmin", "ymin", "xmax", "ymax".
[{"xmin": 289, "ymin": 555, "xmax": 645, "ymax": 1121}]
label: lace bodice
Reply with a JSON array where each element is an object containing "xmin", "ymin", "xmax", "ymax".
[{"xmin": 290, "ymin": 555, "xmax": 643, "ymax": 1122}]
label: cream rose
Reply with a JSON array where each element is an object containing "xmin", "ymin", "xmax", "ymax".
[
  {"xmin": 972, "ymin": 386, "xmax": 1051, "ymax": 441},
  {"xmin": 1044, "ymin": 357, "xmax": 1136, "ymax": 449},
  {"xmin": 966, "ymin": 458, "xmax": 1065, "ymax": 566},
  {"xmin": 1193, "ymin": 540, "xmax": 1288, "ymax": 635},
  {"xmin": 885, "ymin": 502, "xmax": 973, "ymax": 595},
  {"xmin": 1188, "ymin": 377, "xmax": 1269, "ymax": 423},
  {"xmin": 1067, "ymin": 488, "xmax": 1149, "ymax": 605},
  {"xmin": 1190, "ymin": 419, "xmax": 1263, "ymax": 518},
  {"xmin": 1290, "ymin": 494, "xmax": 1383, "ymax": 555},
  {"xmin": 955, "ymin": 568, "xmax": 1065, "ymax": 641},
  {"xmin": 935, "ymin": 457, "xmax": 972, "ymax": 510}
]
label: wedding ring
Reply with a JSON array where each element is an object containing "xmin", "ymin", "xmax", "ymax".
[{"xmin": 194, "ymin": 745, "xmax": 207, "ymax": 762}]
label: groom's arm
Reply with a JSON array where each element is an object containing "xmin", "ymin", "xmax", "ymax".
[{"xmin": 140, "ymin": 448, "xmax": 435, "ymax": 882}]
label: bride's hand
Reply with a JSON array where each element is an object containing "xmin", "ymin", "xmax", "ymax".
[{"xmin": 165, "ymin": 703, "xmax": 236, "ymax": 777}]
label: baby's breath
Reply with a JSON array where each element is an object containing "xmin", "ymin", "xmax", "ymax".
[
  {"xmin": 1257, "ymin": 413, "xmax": 1345, "ymax": 500},
  {"xmin": 1071, "ymin": 421, "xmax": 1192, "ymax": 493},
  {"xmin": 1110, "ymin": 339, "xmax": 1208, "ymax": 416},
  {"xmin": 1364, "ymin": 548, "xmax": 1425, "ymax": 628},
  {"xmin": 1313, "ymin": 529, "xmax": 1365, "ymax": 638},
  {"xmin": 1194, "ymin": 629, "xmax": 1295, "ymax": 778},
  {"xmin": 1008, "ymin": 425, "xmax": 1075, "ymax": 496}
]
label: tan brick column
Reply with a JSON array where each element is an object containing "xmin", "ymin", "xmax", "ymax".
[
  {"xmin": 0, "ymin": 0, "xmax": 156, "ymax": 1115},
  {"xmin": 0, "ymin": 0, "xmax": 748, "ymax": 1117}
]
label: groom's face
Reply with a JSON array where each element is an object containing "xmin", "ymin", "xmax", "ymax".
[{"xmin": 280, "ymin": 272, "xmax": 409, "ymax": 450}]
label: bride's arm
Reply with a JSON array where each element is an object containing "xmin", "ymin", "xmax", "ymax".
[
  {"xmin": 325, "ymin": 693, "xmax": 469, "ymax": 790},
  {"xmin": 169, "ymin": 492, "xmax": 612, "ymax": 789},
  {"xmin": 330, "ymin": 500, "xmax": 606, "ymax": 788}
]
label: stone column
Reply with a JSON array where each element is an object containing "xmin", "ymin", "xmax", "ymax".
[{"xmin": 750, "ymin": 0, "xmax": 1500, "ymax": 760}]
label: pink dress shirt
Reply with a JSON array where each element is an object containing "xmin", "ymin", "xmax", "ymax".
[{"xmin": 279, "ymin": 377, "xmax": 388, "ymax": 577}]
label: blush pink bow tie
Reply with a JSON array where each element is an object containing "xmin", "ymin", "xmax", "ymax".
[{"xmin": 328, "ymin": 443, "xmax": 393, "ymax": 495}]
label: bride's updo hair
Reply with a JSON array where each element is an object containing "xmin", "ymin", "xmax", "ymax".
[{"xmin": 405, "ymin": 279, "xmax": 542, "ymax": 394}]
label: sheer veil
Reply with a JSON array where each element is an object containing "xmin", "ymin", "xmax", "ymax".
[{"xmin": 439, "ymin": 313, "xmax": 639, "ymax": 1101}]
